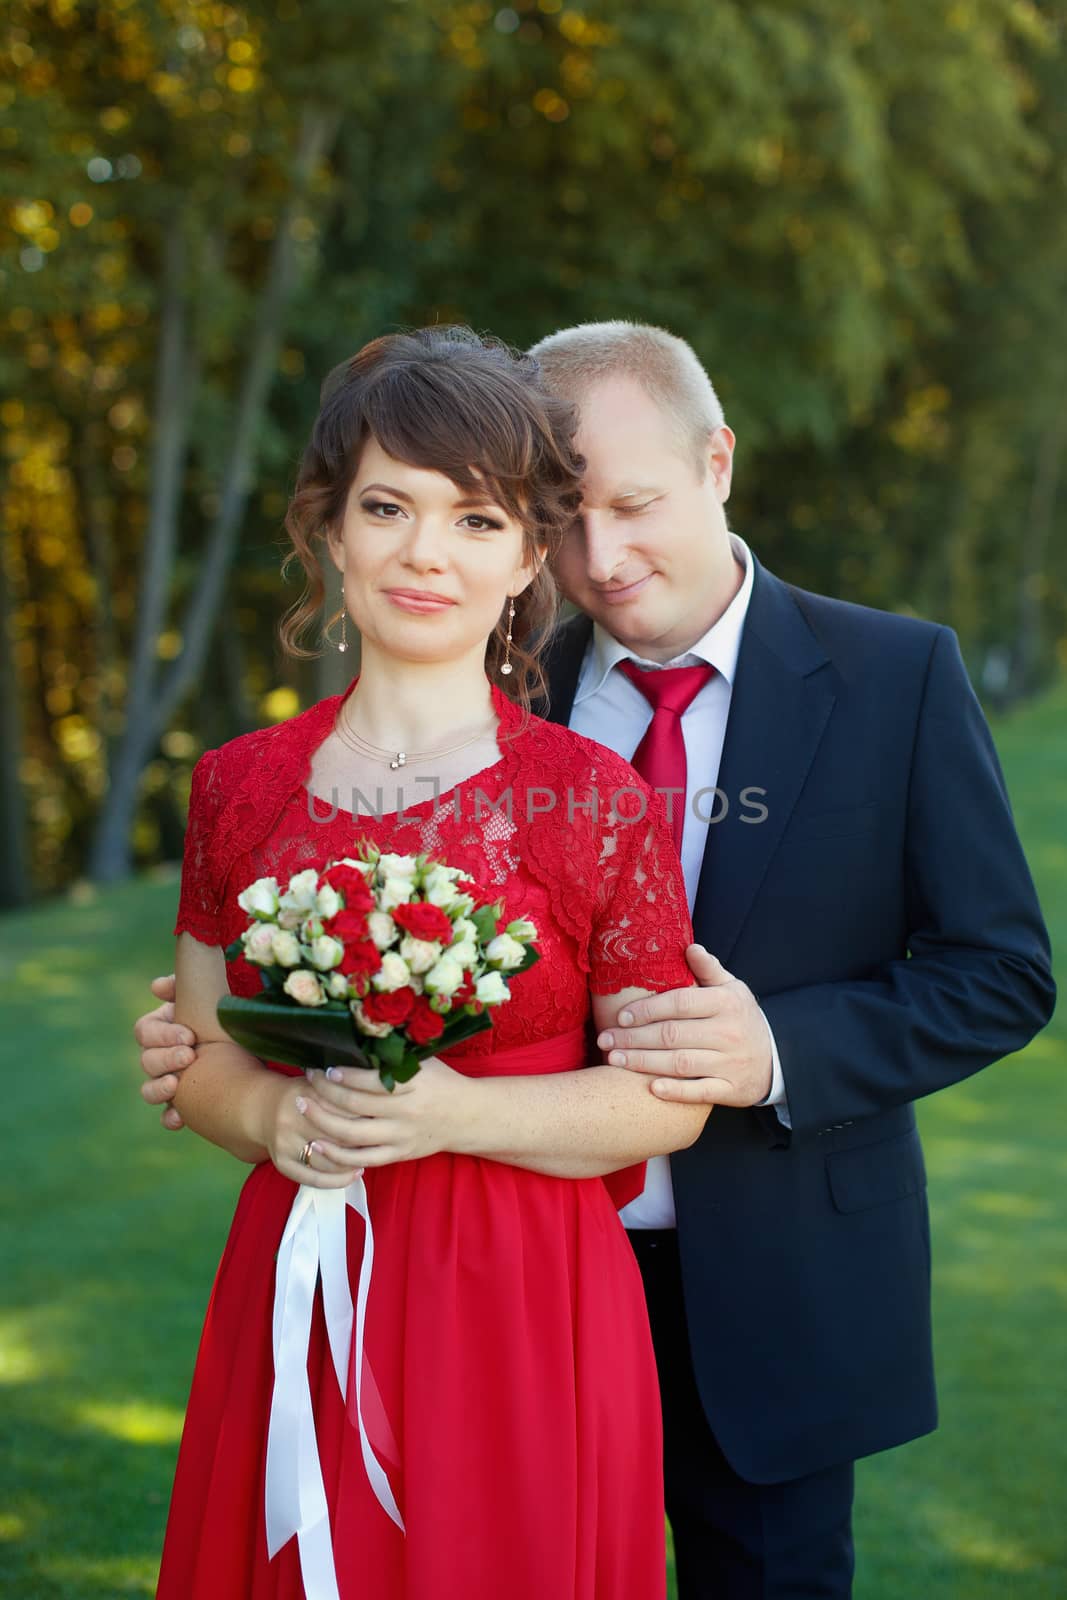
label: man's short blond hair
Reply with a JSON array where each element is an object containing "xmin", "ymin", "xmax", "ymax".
[{"xmin": 528, "ymin": 320, "xmax": 725, "ymax": 471}]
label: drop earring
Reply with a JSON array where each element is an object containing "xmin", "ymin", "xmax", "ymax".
[
  {"xmin": 500, "ymin": 599, "xmax": 515, "ymax": 676},
  {"xmin": 338, "ymin": 589, "xmax": 348, "ymax": 654}
]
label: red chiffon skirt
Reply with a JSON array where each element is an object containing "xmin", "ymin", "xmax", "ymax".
[{"xmin": 156, "ymin": 1032, "xmax": 666, "ymax": 1600}]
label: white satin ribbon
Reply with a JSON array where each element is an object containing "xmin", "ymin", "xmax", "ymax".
[{"xmin": 265, "ymin": 1179, "xmax": 404, "ymax": 1600}]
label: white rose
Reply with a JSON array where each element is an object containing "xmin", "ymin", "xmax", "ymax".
[
  {"xmin": 379, "ymin": 876, "xmax": 416, "ymax": 913},
  {"xmin": 424, "ymin": 862, "xmax": 461, "ymax": 884},
  {"xmin": 277, "ymin": 905, "xmax": 304, "ymax": 932},
  {"xmin": 485, "ymin": 933, "xmax": 526, "ymax": 971},
  {"xmin": 448, "ymin": 940, "xmax": 478, "ymax": 969},
  {"xmin": 450, "ymin": 917, "xmax": 477, "ymax": 946},
  {"xmin": 271, "ymin": 929, "xmax": 303, "ymax": 968},
  {"xmin": 506, "ymin": 917, "xmax": 538, "ymax": 943},
  {"xmin": 424, "ymin": 953, "xmax": 465, "ymax": 999},
  {"xmin": 422, "ymin": 866, "xmax": 464, "ymax": 909},
  {"xmin": 377, "ymin": 853, "xmax": 418, "ymax": 880},
  {"xmin": 372, "ymin": 951, "xmax": 411, "ymax": 992},
  {"xmin": 308, "ymin": 935, "xmax": 344, "ymax": 971},
  {"xmin": 237, "ymin": 877, "xmax": 280, "ymax": 918},
  {"xmin": 283, "ymin": 866, "xmax": 320, "ymax": 906},
  {"xmin": 301, "ymin": 915, "xmax": 324, "ymax": 943},
  {"xmin": 350, "ymin": 999, "xmax": 393, "ymax": 1039},
  {"xmin": 367, "ymin": 911, "xmax": 399, "ymax": 950},
  {"xmin": 475, "ymin": 971, "xmax": 510, "ymax": 1006},
  {"xmin": 283, "ymin": 970, "xmax": 327, "ymax": 1007},
  {"xmin": 325, "ymin": 971, "xmax": 351, "ymax": 999},
  {"xmin": 399, "ymin": 935, "xmax": 441, "ymax": 975},
  {"xmin": 315, "ymin": 883, "xmax": 342, "ymax": 920},
  {"xmin": 242, "ymin": 922, "xmax": 277, "ymax": 965}
]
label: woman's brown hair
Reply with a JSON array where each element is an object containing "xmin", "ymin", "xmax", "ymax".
[{"xmin": 279, "ymin": 326, "xmax": 584, "ymax": 713}]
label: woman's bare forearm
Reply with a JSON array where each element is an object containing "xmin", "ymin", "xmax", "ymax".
[
  {"xmin": 171, "ymin": 1041, "xmax": 287, "ymax": 1165},
  {"xmin": 453, "ymin": 1064, "xmax": 709, "ymax": 1177}
]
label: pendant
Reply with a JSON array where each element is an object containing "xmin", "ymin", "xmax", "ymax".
[
  {"xmin": 390, "ymin": 753, "xmax": 406, "ymax": 770},
  {"xmin": 500, "ymin": 662, "xmax": 512, "ymax": 675},
  {"xmin": 338, "ymin": 640, "xmax": 347, "ymax": 653}
]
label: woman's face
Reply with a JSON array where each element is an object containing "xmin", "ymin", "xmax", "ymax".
[{"xmin": 329, "ymin": 438, "xmax": 537, "ymax": 669}]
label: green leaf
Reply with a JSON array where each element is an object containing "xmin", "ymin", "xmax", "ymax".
[
  {"xmin": 374, "ymin": 1030, "xmax": 405, "ymax": 1069},
  {"xmin": 216, "ymin": 994, "xmax": 373, "ymax": 1072},
  {"xmin": 471, "ymin": 905, "xmax": 499, "ymax": 943}
]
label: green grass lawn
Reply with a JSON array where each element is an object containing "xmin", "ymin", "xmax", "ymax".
[{"xmin": 2, "ymin": 687, "xmax": 1064, "ymax": 1598}]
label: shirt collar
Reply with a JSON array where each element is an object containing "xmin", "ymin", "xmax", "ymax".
[{"xmin": 575, "ymin": 533, "xmax": 756, "ymax": 704}]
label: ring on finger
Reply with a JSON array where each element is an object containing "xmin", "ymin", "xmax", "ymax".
[{"xmin": 299, "ymin": 1140, "xmax": 314, "ymax": 1167}]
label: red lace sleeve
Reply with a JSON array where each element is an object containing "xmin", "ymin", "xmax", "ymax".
[
  {"xmin": 589, "ymin": 783, "xmax": 695, "ymax": 997},
  {"xmin": 173, "ymin": 749, "xmax": 227, "ymax": 946}
]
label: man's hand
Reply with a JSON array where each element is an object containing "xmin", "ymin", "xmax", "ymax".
[
  {"xmin": 135, "ymin": 974, "xmax": 197, "ymax": 1131},
  {"xmin": 596, "ymin": 944, "xmax": 773, "ymax": 1107}
]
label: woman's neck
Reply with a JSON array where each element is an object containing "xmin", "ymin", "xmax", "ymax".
[{"xmin": 343, "ymin": 646, "xmax": 497, "ymax": 752}]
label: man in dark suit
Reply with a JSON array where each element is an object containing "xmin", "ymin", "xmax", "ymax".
[{"xmin": 137, "ymin": 322, "xmax": 1054, "ymax": 1597}]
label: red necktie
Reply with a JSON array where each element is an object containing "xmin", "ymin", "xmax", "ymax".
[{"xmin": 617, "ymin": 659, "xmax": 716, "ymax": 852}]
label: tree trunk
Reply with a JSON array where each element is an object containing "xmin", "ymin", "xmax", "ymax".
[
  {"xmin": 74, "ymin": 416, "xmax": 121, "ymax": 764},
  {"xmin": 0, "ymin": 521, "xmax": 31, "ymax": 908},
  {"xmin": 86, "ymin": 218, "xmax": 198, "ymax": 882},
  {"xmin": 1011, "ymin": 400, "xmax": 1066, "ymax": 699},
  {"xmin": 87, "ymin": 104, "xmax": 340, "ymax": 883},
  {"xmin": 153, "ymin": 104, "xmax": 340, "ymax": 733}
]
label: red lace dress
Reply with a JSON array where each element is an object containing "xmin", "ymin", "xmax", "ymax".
[{"xmin": 159, "ymin": 682, "xmax": 695, "ymax": 1600}]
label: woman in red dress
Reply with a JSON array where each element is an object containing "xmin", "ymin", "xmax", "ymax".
[{"xmin": 158, "ymin": 327, "xmax": 706, "ymax": 1600}]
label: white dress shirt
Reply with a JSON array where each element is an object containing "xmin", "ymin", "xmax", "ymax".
[{"xmin": 568, "ymin": 534, "xmax": 789, "ymax": 1229}]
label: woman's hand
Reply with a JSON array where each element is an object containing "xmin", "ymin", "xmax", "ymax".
[
  {"xmin": 266, "ymin": 1075, "xmax": 369, "ymax": 1189},
  {"xmin": 297, "ymin": 1056, "xmax": 474, "ymax": 1170}
]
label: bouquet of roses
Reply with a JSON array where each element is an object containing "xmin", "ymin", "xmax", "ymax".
[{"xmin": 219, "ymin": 843, "xmax": 539, "ymax": 1089}]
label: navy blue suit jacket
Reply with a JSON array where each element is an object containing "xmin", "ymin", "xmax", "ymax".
[{"xmin": 543, "ymin": 559, "xmax": 1055, "ymax": 1483}]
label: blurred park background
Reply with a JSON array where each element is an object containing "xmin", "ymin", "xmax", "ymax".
[{"xmin": 2, "ymin": 0, "xmax": 1064, "ymax": 1595}]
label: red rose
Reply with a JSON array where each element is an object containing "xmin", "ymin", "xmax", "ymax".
[
  {"xmin": 407, "ymin": 995, "xmax": 445, "ymax": 1045},
  {"xmin": 338, "ymin": 938, "xmax": 382, "ymax": 981},
  {"xmin": 322, "ymin": 864, "xmax": 374, "ymax": 912},
  {"xmin": 362, "ymin": 987, "xmax": 416, "ymax": 1026},
  {"xmin": 392, "ymin": 901, "xmax": 454, "ymax": 946},
  {"xmin": 326, "ymin": 908, "xmax": 371, "ymax": 942}
]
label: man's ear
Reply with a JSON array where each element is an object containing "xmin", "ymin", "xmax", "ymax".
[{"xmin": 707, "ymin": 425, "xmax": 736, "ymax": 503}]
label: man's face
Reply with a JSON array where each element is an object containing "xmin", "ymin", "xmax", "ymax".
[{"xmin": 552, "ymin": 375, "xmax": 737, "ymax": 662}]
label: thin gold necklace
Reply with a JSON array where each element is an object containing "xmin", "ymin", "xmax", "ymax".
[{"xmin": 334, "ymin": 706, "xmax": 498, "ymax": 771}]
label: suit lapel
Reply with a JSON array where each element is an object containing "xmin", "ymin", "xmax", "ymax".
[
  {"xmin": 542, "ymin": 611, "xmax": 593, "ymax": 726},
  {"xmin": 542, "ymin": 574, "xmax": 835, "ymax": 965},
  {"xmin": 692, "ymin": 562, "xmax": 836, "ymax": 964}
]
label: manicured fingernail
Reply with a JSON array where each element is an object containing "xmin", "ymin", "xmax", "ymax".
[
  {"xmin": 326, "ymin": 1066, "xmax": 344, "ymax": 1083},
  {"xmin": 618, "ymin": 1010, "xmax": 633, "ymax": 1026},
  {"xmin": 176, "ymin": 1049, "xmax": 192, "ymax": 1066},
  {"xmin": 598, "ymin": 1032, "xmax": 613, "ymax": 1048},
  {"xmin": 309, "ymin": 1142, "xmax": 322, "ymax": 1154},
  {"xmin": 179, "ymin": 1030, "xmax": 196, "ymax": 1045},
  {"xmin": 609, "ymin": 1051, "xmax": 626, "ymax": 1067},
  {"xmin": 295, "ymin": 1096, "xmax": 308, "ymax": 1114}
]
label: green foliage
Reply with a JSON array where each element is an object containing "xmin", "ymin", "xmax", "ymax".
[{"xmin": 3, "ymin": 1, "xmax": 1066, "ymax": 892}]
